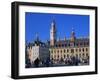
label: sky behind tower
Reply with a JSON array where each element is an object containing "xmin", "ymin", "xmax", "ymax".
[{"xmin": 25, "ymin": 12, "xmax": 89, "ymax": 42}]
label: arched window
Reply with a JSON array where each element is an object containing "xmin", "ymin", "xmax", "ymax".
[
  {"xmin": 86, "ymin": 53, "xmax": 88, "ymax": 56},
  {"xmin": 61, "ymin": 50, "xmax": 62, "ymax": 53},
  {"xmin": 86, "ymin": 48, "xmax": 88, "ymax": 52},
  {"xmin": 57, "ymin": 50, "xmax": 59, "ymax": 53},
  {"xmin": 71, "ymin": 49, "xmax": 74, "ymax": 53},
  {"xmin": 64, "ymin": 49, "xmax": 66, "ymax": 53},
  {"xmin": 82, "ymin": 48, "xmax": 84, "ymax": 52},
  {"xmin": 79, "ymin": 54, "xmax": 81, "ymax": 57},
  {"xmin": 82, "ymin": 53, "xmax": 85, "ymax": 57},
  {"xmin": 67, "ymin": 54, "xmax": 69, "ymax": 58},
  {"xmin": 64, "ymin": 54, "xmax": 66, "ymax": 58},
  {"xmin": 67, "ymin": 49, "xmax": 69, "ymax": 52},
  {"xmin": 57, "ymin": 55, "xmax": 59, "ymax": 58},
  {"xmin": 79, "ymin": 48, "xmax": 81, "ymax": 52}
]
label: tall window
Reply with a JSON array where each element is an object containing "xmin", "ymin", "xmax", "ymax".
[
  {"xmin": 76, "ymin": 54, "xmax": 78, "ymax": 57},
  {"xmin": 57, "ymin": 50, "xmax": 59, "ymax": 53},
  {"xmin": 86, "ymin": 48, "xmax": 88, "ymax": 52},
  {"xmin": 64, "ymin": 49, "xmax": 66, "ymax": 53},
  {"xmin": 79, "ymin": 54, "xmax": 81, "ymax": 57},
  {"xmin": 86, "ymin": 53, "xmax": 88, "ymax": 56},
  {"xmin": 60, "ymin": 50, "xmax": 62, "ymax": 53},
  {"xmin": 82, "ymin": 48, "xmax": 84, "ymax": 52},
  {"xmin": 82, "ymin": 53, "xmax": 85, "ymax": 57},
  {"xmin": 67, "ymin": 54, "xmax": 69, "ymax": 58},
  {"xmin": 57, "ymin": 55, "xmax": 59, "ymax": 58},
  {"xmin": 71, "ymin": 49, "xmax": 74, "ymax": 53},
  {"xmin": 67, "ymin": 49, "xmax": 69, "ymax": 52},
  {"xmin": 64, "ymin": 54, "xmax": 66, "ymax": 58},
  {"xmin": 79, "ymin": 48, "xmax": 81, "ymax": 52}
]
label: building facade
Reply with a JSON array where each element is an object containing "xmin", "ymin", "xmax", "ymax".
[
  {"xmin": 49, "ymin": 20, "xmax": 89, "ymax": 65},
  {"xmin": 26, "ymin": 36, "xmax": 50, "ymax": 67}
]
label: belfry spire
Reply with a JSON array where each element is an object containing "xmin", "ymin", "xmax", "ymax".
[{"xmin": 50, "ymin": 19, "xmax": 57, "ymax": 46}]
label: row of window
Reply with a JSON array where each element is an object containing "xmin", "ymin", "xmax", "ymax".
[
  {"xmin": 55, "ymin": 42, "xmax": 89, "ymax": 47},
  {"xmin": 50, "ymin": 48, "xmax": 89, "ymax": 54},
  {"xmin": 51, "ymin": 53, "xmax": 89, "ymax": 59}
]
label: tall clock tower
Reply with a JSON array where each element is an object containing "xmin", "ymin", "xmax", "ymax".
[
  {"xmin": 50, "ymin": 20, "xmax": 57, "ymax": 46},
  {"xmin": 70, "ymin": 28, "xmax": 76, "ymax": 42}
]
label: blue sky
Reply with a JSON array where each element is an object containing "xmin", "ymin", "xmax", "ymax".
[{"xmin": 25, "ymin": 12, "xmax": 89, "ymax": 42}]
